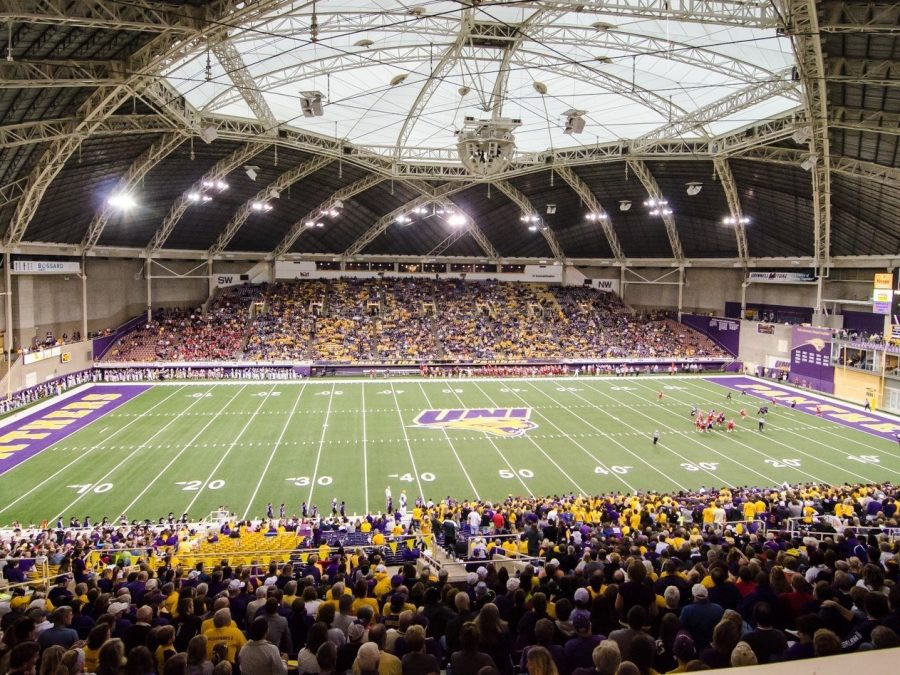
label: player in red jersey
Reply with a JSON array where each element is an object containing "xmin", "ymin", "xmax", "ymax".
[
  {"xmin": 816, "ymin": 405, "xmax": 823, "ymax": 416},
  {"xmin": 739, "ymin": 408, "xmax": 747, "ymax": 419},
  {"xmin": 727, "ymin": 419, "xmax": 735, "ymax": 432},
  {"xmin": 658, "ymin": 390, "xmax": 664, "ymax": 401}
]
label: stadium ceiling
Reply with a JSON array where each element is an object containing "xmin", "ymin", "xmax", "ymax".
[{"xmin": 0, "ymin": 0, "xmax": 897, "ymax": 270}]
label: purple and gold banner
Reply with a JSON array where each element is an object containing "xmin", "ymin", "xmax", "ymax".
[
  {"xmin": 708, "ymin": 376, "xmax": 900, "ymax": 441},
  {"xmin": 0, "ymin": 385, "xmax": 149, "ymax": 475},
  {"xmin": 790, "ymin": 325, "xmax": 835, "ymax": 393}
]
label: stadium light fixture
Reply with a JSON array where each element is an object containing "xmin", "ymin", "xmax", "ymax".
[
  {"xmin": 300, "ymin": 91, "xmax": 324, "ymax": 117},
  {"xmin": 619, "ymin": 200, "xmax": 631, "ymax": 212},
  {"xmin": 520, "ymin": 213, "xmax": 540, "ymax": 223},
  {"xmin": 107, "ymin": 193, "xmax": 136, "ymax": 210},
  {"xmin": 447, "ymin": 213, "xmax": 467, "ymax": 227},
  {"xmin": 585, "ymin": 212, "xmax": 607, "ymax": 221},
  {"xmin": 528, "ymin": 224, "xmax": 538, "ymax": 232},
  {"xmin": 723, "ymin": 216, "xmax": 750, "ymax": 226},
  {"xmin": 244, "ymin": 165, "xmax": 259, "ymax": 181},
  {"xmin": 187, "ymin": 191, "xmax": 201, "ymax": 202},
  {"xmin": 395, "ymin": 215, "xmax": 411, "ymax": 225},
  {"xmin": 250, "ymin": 201, "xmax": 273, "ymax": 212},
  {"xmin": 685, "ymin": 182, "xmax": 702, "ymax": 196},
  {"xmin": 412, "ymin": 206, "xmax": 429, "ymax": 215}
]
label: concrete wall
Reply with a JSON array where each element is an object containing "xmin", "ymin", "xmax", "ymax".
[
  {"xmin": 738, "ymin": 320, "xmax": 792, "ymax": 372},
  {"xmin": 3, "ymin": 341, "xmax": 94, "ymax": 392}
]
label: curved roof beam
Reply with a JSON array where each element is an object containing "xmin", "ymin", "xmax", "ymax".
[
  {"xmin": 1, "ymin": 0, "xmax": 201, "ymax": 32},
  {"xmin": 626, "ymin": 159, "xmax": 684, "ymax": 261},
  {"xmin": 249, "ymin": 4, "xmax": 780, "ymax": 34},
  {"xmin": 713, "ymin": 157, "xmax": 749, "ymax": 263},
  {"xmin": 394, "ymin": 9, "xmax": 474, "ymax": 157},
  {"xmin": 272, "ymin": 174, "xmax": 386, "ymax": 258},
  {"xmin": 2, "ymin": 0, "xmax": 299, "ymax": 248},
  {"xmin": 81, "ymin": 132, "xmax": 185, "ymax": 253},
  {"xmin": 493, "ymin": 181, "xmax": 565, "ymax": 261},
  {"xmin": 208, "ymin": 28, "xmax": 772, "ymax": 114},
  {"xmin": 211, "ymin": 40, "xmax": 280, "ymax": 134},
  {"xmin": 554, "ymin": 166, "xmax": 624, "ymax": 261},
  {"xmin": 344, "ymin": 183, "xmax": 471, "ymax": 257},
  {"xmin": 631, "ymin": 70, "xmax": 800, "ymax": 148},
  {"xmin": 147, "ymin": 142, "xmax": 271, "ymax": 255},
  {"xmin": 207, "ymin": 156, "xmax": 332, "ymax": 257}
]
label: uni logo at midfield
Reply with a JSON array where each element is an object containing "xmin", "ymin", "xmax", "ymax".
[{"xmin": 413, "ymin": 408, "xmax": 537, "ymax": 438}]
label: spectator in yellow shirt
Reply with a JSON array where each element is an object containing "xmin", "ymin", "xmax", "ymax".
[{"xmin": 203, "ymin": 608, "xmax": 246, "ymax": 663}]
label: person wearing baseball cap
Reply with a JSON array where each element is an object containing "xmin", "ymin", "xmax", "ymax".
[
  {"xmin": 669, "ymin": 632, "xmax": 696, "ymax": 673},
  {"xmin": 565, "ymin": 611, "xmax": 603, "ymax": 672}
]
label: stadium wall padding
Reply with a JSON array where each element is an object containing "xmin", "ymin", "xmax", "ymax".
[{"xmin": 833, "ymin": 366, "xmax": 883, "ymax": 408}]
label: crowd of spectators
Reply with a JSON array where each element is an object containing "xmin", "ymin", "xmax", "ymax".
[
  {"xmin": 102, "ymin": 279, "xmax": 726, "ymax": 366},
  {"xmin": 0, "ymin": 372, "xmax": 93, "ymax": 417},
  {"xmin": 1, "ymin": 481, "xmax": 899, "ymax": 674}
]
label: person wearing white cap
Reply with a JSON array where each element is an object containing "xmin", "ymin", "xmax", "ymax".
[{"xmin": 678, "ymin": 584, "xmax": 723, "ymax": 650}]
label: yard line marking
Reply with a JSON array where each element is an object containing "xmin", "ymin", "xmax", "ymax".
[
  {"xmin": 675, "ymin": 380, "xmax": 881, "ymax": 482},
  {"xmin": 183, "ymin": 384, "xmax": 278, "ymax": 516},
  {"xmin": 0, "ymin": 386, "xmax": 187, "ymax": 517},
  {"xmin": 491, "ymin": 382, "xmax": 637, "ymax": 493},
  {"xmin": 470, "ymin": 381, "xmax": 589, "ymax": 496},
  {"xmin": 307, "ymin": 384, "xmax": 336, "ymax": 506},
  {"xmin": 417, "ymin": 382, "xmax": 480, "ymax": 500},
  {"xmin": 435, "ymin": 381, "xmax": 532, "ymax": 496},
  {"xmin": 361, "ymin": 383, "xmax": 370, "ymax": 514},
  {"xmin": 574, "ymin": 380, "xmax": 780, "ymax": 487},
  {"xmin": 122, "ymin": 385, "xmax": 250, "ymax": 518},
  {"xmin": 241, "ymin": 383, "xmax": 307, "ymax": 520},
  {"xmin": 389, "ymin": 382, "xmax": 425, "ymax": 500},
  {"xmin": 622, "ymin": 379, "xmax": 830, "ymax": 484},
  {"xmin": 523, "ymin": 381, "xmax": 692, "ymax": 491},
  {"xmin": 50, "ymin": 385, "xmax": 215, "ymax": 519}
]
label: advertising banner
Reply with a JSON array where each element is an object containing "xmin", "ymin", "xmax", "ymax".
[
  {"xmin": 789, "ymin": 325, "xmax": 835, "ymax": 393},
  {"xmin": 12, "ymin": 260, "xmax": 81, "ymax": 275},
  {"xmin": 748, "ymin": 270, "xmax": 816, "ymax": 283}
]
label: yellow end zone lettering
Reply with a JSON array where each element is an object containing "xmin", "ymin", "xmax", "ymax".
[
  {"xmin": 863, "ymin": 422, "xmax": 900, "ymax": 433},
  {"xmin": 44, "ymin": 410, "xmax": 93, "ymax": 419},
  {"xmin": 21, "ymin": 419, "xmax": 75, "ymax": 431},
  {"xmin": 831, "ymin": 413, "xmax": 877, "ymax": 423},
  {"xmin": 61, "ymin": 401, "xmax": 107, "ymax": 410},
  {"xmin": 0, "ymin": 444, "xmax": 28, "ymax": 460},
  {"xmin": 0, "ymin": 430, "xmax": 50, "ymax": 443},
  {"xmin": 82, "ymin": 394, "xmax": 121, "ymax": 401}
]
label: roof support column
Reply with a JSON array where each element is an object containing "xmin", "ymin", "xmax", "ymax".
[{"xmin": 626, "ymin": 159, "xmax": 684, "ymax": 261}]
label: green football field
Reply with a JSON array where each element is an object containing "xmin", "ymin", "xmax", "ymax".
[{"xmin": 2, "ymin": 375, "xmax": 900, "ymax": 527}]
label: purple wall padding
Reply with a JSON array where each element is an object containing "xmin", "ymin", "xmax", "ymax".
[
  {"xmin": 789, "ymin": 325, "xmax": 835, "ymax": 394},
  {"xmin": 680, "ymin": 314, "xmax": 740, "ymax": 356},
  {"xmin": 92, "ymin": 315, "xmax": 146, "ymax": 360}
]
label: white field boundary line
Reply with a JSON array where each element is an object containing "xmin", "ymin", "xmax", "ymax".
[
  {"xmin": 0, "ymin": 386, "xmax": 187, "ymax": 517},
  {"xmin": 521, "ymin": 381, "xmax": 692, "ymax": 492},
  {"xmin": 438, "ymin": 382, "xmax": 532, "ymax": 497},
  {"xmin": 183, "ymin": 383, "xmax": 279, "ymax": 515},
  {"xmin": 0, "ymin": 382, "xmax": 97, "ymax": 429},
  {"xmin": 566, "ymin": 380, "xmax": 779, "ymax": 488},
  {"xmin": 615, "ymin": 379, "xmax": 830, "ymax": 485},
  {"xmin": 416, "ymin": 382, "xmax": 481, "ymax": 501},
  {"xmin": 242, "ymin": 383, "xmax": 308, "ymax": 520},
  {"xmin": 390, "ymin": 382, "xmax": 425, "ymax": 500},
  {"xmin": 681, "ymin": 380, "xmax": 887, "ymax": 481},
  {"xmin": 307, "ymin": 383, "xmax": 336, "ymax": 507},
  {"xmin": 121, "ymin": 385, "xmax": 251, "ymax": 518},
  {"xmin": 476, "ymin": 381, "xmax": 638, "ymax": 494},
  {"xmin": 704, "ymin": 378, "xmax": 900, "ymax": 462},
  {"xmin": 50, "ymin": 385, "xmax": 216, "ymax": 519},
  {"xmin": 361, "ymin": 384, "xmax": 369, "ymax": 514},
  {"xmin": 469, "ymin": 381, "xmax": 589, "ymax": 496}
]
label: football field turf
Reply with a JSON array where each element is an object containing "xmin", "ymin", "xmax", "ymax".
[{"xmin": 2, "ymin": 375, "xmax": 900, "ymax": 526}]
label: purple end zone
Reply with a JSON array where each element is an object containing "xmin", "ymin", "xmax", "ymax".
[
  {"xmin": 0, "ymin": 385, "xmax": 149, "ymax": 475},
  {"xmin": 707, "ymin": 376, "xmax": 900, "ymax": 442}
]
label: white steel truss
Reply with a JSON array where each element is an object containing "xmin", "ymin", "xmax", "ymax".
[
  {"xmin": 3, "ymin": 0, "xmax": 298, "ymax": 248},
  {"xmin": 0, "ymin": 115, "xmax": 172, "ymax": 149},
  {"xmin": 632, "ymin": 72, "xmax": 800, "ymax": 148},
  {"xmin": 211, "ymin": 40, "xmax": 280, "ymax": 134},
  {"xmin": 272, "ymin": 174, "xmax": 386, "ymax": 258},
  {"xmin": 493, "ymin": 181, "xmax": 565, "ymax": 261},
  {"xmin": 1, "ymin": 0, "xmax": 200, "ymax": 32},
  {"xmin": 626, "ymin": 159, "xmax": 685, "ymax": 261},
  {"xmin": 0, "ymin": 60, "xmax": 124, "ymax": 89},
  {"xmin": 737, "ymin": 146, "xmax": 900, "ymax": 189},
  {"xmin": 783, "ymin": 0, "xmax": 832, "ymax": 281},
  {"xmin": 553, "ymin": 166, "xmax": 624, "ymax": 261},
  {"xmin": 81, "ymin": 133, "xmax": 185, "ymax": 253},
  {"xmin": 344, "ymin": 183, "xmax": 472, "ymax": 257},
  {"xmin": 207, "ymin": 156, "xmax": 333, "ymax": 257},
  {"xmin": 0, "ymin": 178, "xmax": 27, "ymax": 209},
  {"xmin": 713, "ymin": 157, "xmax": 749, "ymax": 263},
  {"xmin": 147, "ymin": 143, "xmax": 271, "ymax": 254},
  {"xmin": 395, "ymin": 9, "xmax": 473, "ymax": 155},
  {"xmin": 829, "ymin": 108, "xmax": 900, "ymax": 136}
]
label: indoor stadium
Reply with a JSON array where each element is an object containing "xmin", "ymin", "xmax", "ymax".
[{"xmin": 0, "ymin": 1, "xmax": 898, "ymax": 674}]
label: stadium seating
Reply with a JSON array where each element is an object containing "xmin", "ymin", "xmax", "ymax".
[
  {"xmin": 103, "ymin": 278, "xmax": 727, "ymax": 364},
  {"xmin": 2, "ymin": 481, "xmax": 898, "ymax": 674}
]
